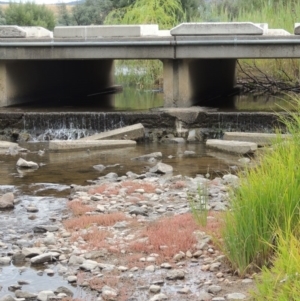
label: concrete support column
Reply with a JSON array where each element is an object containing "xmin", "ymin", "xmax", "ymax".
[
  {"xmin": 163, "ymin": 59, "xmax": 237, "ymax": 107},
  {"xmin": 0, "ymin": 59, "xmax": 114, "ymax": 107}
]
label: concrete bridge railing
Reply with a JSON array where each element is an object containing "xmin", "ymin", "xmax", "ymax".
[{"xmin": 1, "ymin": 22, "xmax": 300, "ymax": 108}]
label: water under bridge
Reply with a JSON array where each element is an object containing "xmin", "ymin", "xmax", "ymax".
[{"xmin": 1, "ymin": 22, "xmax": 300, "ymax": 108}]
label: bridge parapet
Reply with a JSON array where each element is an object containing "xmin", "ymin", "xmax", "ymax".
[
  {"xmin": 0, "ymin": 26, "xmax": 52, "ymax": 38},
  {"xmin": 54, "ymin": 25, "xmax": 161, "ymax": 38}
]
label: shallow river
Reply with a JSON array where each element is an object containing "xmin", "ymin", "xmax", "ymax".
[{"xmin": 0, "ymin": 140, "xmax": 241, "ymax": 298}]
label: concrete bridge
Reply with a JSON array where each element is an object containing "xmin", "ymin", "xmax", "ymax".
[{"xmin": 1, "ymin": 22, "xmax": 300, "ymax": 108}]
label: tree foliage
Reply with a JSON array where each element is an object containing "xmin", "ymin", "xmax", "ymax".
[
  {"xmin": 5, "ymin": 2, "xmax": 55, "ymax": 30},
  {"xmin": 106, "ymin": 0, "xmax": 184, "ymax": 29},
  {"xmin": 72, "ymin": 0, "xmax": 116, "ymax": 25},
  {"xmin": 57, "ymin": 2, "xmax": 74, "ymax": 26}
]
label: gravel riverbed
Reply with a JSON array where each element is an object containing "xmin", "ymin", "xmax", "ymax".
[{"xmin": 0, "ymin": 152, "xmax": 255, "ymax": 301}]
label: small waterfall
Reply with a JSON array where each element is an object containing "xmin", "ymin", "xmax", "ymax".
[{"xmin": 22, "ymin": 112, "xmax": 129, "ymax": 141}]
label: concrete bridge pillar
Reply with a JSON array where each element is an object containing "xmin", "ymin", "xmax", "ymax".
[
  {"xmin": 163, "ymin": 59, "xmax": 237, "ymax": 107},
  {"xmin": 0, "ymin": 60, "xmax": 114, "ymax": 107}
]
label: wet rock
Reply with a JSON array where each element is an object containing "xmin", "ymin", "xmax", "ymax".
[
  {"xmin": 98, "ymin": 263, "xmax": 115, "ymax": 271},
  {"xmin": 93, "ymin": 164, "xmax": 106, "ymax": 172},
  {"xmin": 0, "ymin": 256, "xmax": 11, "ymax": 265},
  {"xmin": 8, "ymin": 285, "xmax": 22, "ymax": 292},
  {"xmin": 128, "ymin": 206, "xmax": 148, "ymax": 216},
  {"xmin": 149, "ymin": 285, "xmax": 161, "ymax": 293},
  {"xmin": 12, "ymin": 252, "xmax": 26, "ymax": 264},
  {"xmin": 102, "ymin": 286, "xmax": 118, "ymax": 301},
  {"xmin": 150, "ymin": 163, "xmax": 173, "ymax": 174},
  {"xmin": 15, "ymin": 290, "xmax": 37, "ymax": 300},
  {"xmin": 22, "ymin": 247, "xmax": 43, "ymax": 258},
  {"xmin": 54, "ymin": 287, "xmax": 73, "ymax": 297},
  {"xmin": 183, "ymin": 150, "xmax": 196, "ymax": 156},
  {"xmin": 131, "ymin": 152, "xmax": 162, "ymax": 161},
  {"xmin": 166, "ymin": 269, "xmax": 185, "ymax": 280},
  {"xmin": 0, "ymin": 295, "xmax": 16, "ymax": 301},
  {"xmin": 68, "ymin": 255, "xmax": 84, "ymax": 265},
  {"xmin": 149, "ymin": 293, "xmax": 168, "ymax": 301},
  {"xmin": 80, "ymin": 260, "xmax": 99, "ymax": 271},
  {"xmin": 67, "ymin": 276, "xmax": 77, "ymax": 283},
  {"xmin": 45, "ymin": 269, "xmax": 55, "ymax": 276},
  {"xmin": 37, "ymin": 291, "xmax": 55, "ymax": 301},
  {"xmin": 225, "ymin": 293, "xmax": 247, "ymax": 300},
  {"xmin": 16, "ymin": 158, "xmax": 39, "ymax": 169},
  {"xmin": 43, "ymin": 233, "xmax": 56, "ymax": 245},
  {"xmin": 0, "ymin": 192, "xmax": 15, "ymax": 210},
  {"xmin": 26, "ymin": 206, "xmax": 39, "ymax": 213},
  {"xmin": 33, "ymin": 225, "xmax": 59, "ymax": 233},
  {"xmin": 208, "ymin": 285, "xmax": 222, "ymax": 294},
  {"xmin": 198, "ymin": 292, "xmax": 213, "ymax": 300},
  {"xmin": 30, "ymin": 252, "xmax": 60, "ymax": 264}
]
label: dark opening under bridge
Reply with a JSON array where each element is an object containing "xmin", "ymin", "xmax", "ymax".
[{"xmin": 1, "ymin": 22, "xmax": 300, "ymax": 108}]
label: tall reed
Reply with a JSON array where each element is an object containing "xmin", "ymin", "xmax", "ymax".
[
  {"xmin": 222, "ymin": 98, "xmax": 300, "ymax": 276},
  {"xmin": 253, "ymin": 227, "xmax": 300, "ymax": 300}
]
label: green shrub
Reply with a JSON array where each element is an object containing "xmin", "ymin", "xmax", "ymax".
[{"xmin": 222, "ymin": 98, "xmax": 300, "ymax": 276}]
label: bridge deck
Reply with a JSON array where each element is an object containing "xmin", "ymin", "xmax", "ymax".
[{"xmin": 0, "ymin": 36, "xmax": 300, "ymax": 59}]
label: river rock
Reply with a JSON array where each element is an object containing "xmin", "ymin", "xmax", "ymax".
[
  {"xmin": 131, "ymin": 152, "xmax": 163, "ymax": 161},
  {"xmin": 149, "ymin": 293, "xmax": 168, "ymax": 301},
  {"xmin": 102, "ymin": 286, "xmax": 118, "ymax": 301},
  {"xmin": 166, "ymin": 269, "xmax": 185, "ymax": 280},
  {"xmin": 150, "ymin": 162, "xmax": 173, "ymax": 174},
  {"xmin": 30, "ymin": 252, "xmax": 60, "ymax": 264},
  {"xmin": 15, "ymin": 290, "xmax": 37, "ymax": 300},
  {"xmin": 12, "ymin": 252, "xmax": 26, "ymax": 264},
  {"xmin": 93, "ymin": 164, "xmax": 106, "ymax": 172},
  {"xmin": 16, "ymin": 158, "xmax": 39, "ymax": 169},
  {"xmin": 225, "ymin": 293, "xmax": 247, "ymax": 300},
  {"xmin": 0, "ymin": 295, "xmax": 16, "ymax": 301},
  {"xmin": 128, "ymin": 206, "xmax": 148, "ymax": 216},
  {"xmin": 22, "ymin": 247, "xmax": 44, "ymax": 257},
  {"xmin": 33, "ymin": 225, "xmax": 59, "ymax": 233},
  {"xmin": 206, "ymin": 139, "xmax": 257, "ymax": 155},
  {"xmin": 80, "ymin": 259, "xmax": 99, "ymax": 271},
  {"xmin": 208, "ymin": 285, "xmax": 222, "ymax": 294},
  {"xmin": 37, "ymin": 291, "xmax": 55, "ymax": 301},
  {"xmin": 0, "ymin": 256, "xmax": 11, "ymax": 265},
  {"xmin": 0, "ymin": 192, "xmax": 15, "ymax": 210},
  {"xmin": 54, "ymin": 287, "xmax": 73, "ymax": 297}
]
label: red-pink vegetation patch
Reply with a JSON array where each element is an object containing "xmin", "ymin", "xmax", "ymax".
[
  {"xmin": 121, "ymin": 180, "xmax": 156, "ymax": 194},
  {"xmin": 67, "ymin": 199, "xmax": 94, "ymax": 216},
  {"xmin": 128, "ymin": 213, "xmax": 199, "ymax": 261},
  {"xmin": 199, "ymin": 211, "xmax": 225, "ymax": 240},
  {"xmin": 89, "ymin": 273, "xmax": 131, "ymax": 300},
  {"xmin": 170, "ymin": 180, "xmax": 187, "ymax": 189},
  {"xmin": 80, "ymin": 226, "xmax": 110, "ymax": 250},
  {"xmin": 63, "ymin": 212, "xmax": 127, "ymax": 230},
  {"xmin": 88, "ymin": 183, "xmax": 120, "ymax": 196},
  {"xmin": 119, "ymin": 253, "xmax": 147, "ymax": 269}
]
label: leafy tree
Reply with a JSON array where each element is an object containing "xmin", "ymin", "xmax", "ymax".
[
  {"xmin": 57, "ymin": 2, "xmax": 74, "ymax": 26},
  {"xmin": 72, "ymin": 0, "xmax": 113, "ymax": 25},
  {"xmin": 106, "ymin": 0, "xmax": 184, "ymax": 29},
  {"xmin": 0, "ymin": 8, "xmax": 6, "ymax": 25},
  {"xmin": 180, "ymin": 0, "xmax": 203, "ymax": 21},
  {"xmin": 5, "ymin": 2, "xmax": 55, "ymax": 30}
]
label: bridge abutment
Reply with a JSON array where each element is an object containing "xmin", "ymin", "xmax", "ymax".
[
  {"xmin": 0, "ymin": 60, "xmax": 114, "ymax": 107},
  {"xmin": 163, "ymin": 59, "xmax": 237, "ymax": 107}
]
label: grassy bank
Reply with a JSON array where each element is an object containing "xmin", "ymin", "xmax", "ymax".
[{"xmin": 220, "ymin": 98, "xmax": 300, "ymax": 299}]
